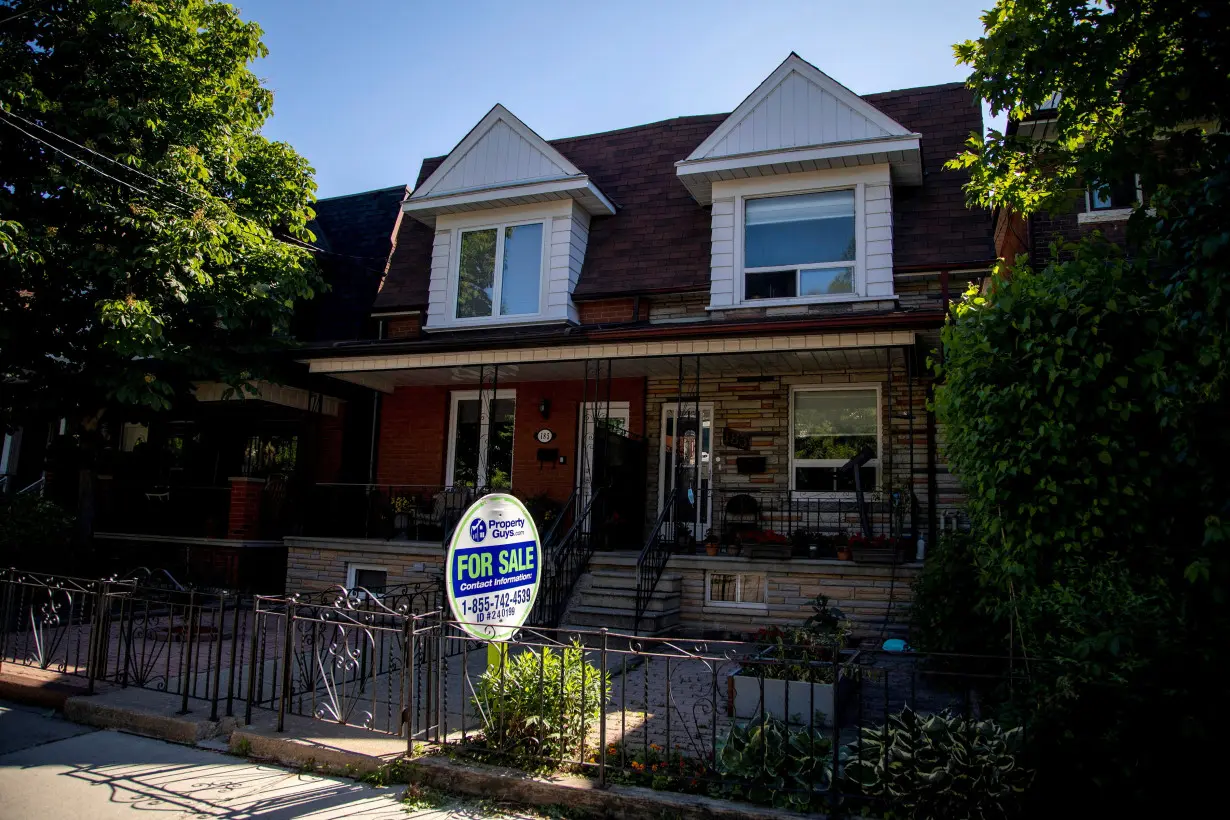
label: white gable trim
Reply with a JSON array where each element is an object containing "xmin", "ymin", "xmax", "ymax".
[
  {"xmin": 402, "ymin": 177, "xmax": 615, "ymax": 226},
  {"xmin": 687, "ymin": 54, "xmax": 912, "ymax": 162},
  {"xmin": 412, "ymin": 104, "xmax": 583, "ymax": 199}
]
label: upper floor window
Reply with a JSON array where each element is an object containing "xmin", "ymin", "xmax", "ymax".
[
  {"xmin": 456, "ymin": 221, "xmax": 544, "ymax": 320},
  {"xmin": 1086, "ymin": 175, "xmax": 1141, "ymax": 212},
  {"xmin": 744, "ymin": 190, "xmax": 855, "ymax": 301}
]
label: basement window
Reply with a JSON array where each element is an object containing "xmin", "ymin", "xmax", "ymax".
[{"xmin": 707, "ymin": 572, "xmax": 766, "ymax": 608}]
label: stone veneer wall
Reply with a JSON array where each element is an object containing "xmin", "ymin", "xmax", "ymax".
[
  {"xmin": 284, "ymin": 537, "xmax": 444, "ymax": 592},
  {"xmin": 642, "ymin": 361, "xmax": 942, "ymax": 536},
  {"xmin": 589, "ymin": 552, "xmax": 918, "ymax": 639}
]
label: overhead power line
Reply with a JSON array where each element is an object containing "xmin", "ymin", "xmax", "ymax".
[{"xmin": 0, "ymin": 106, "xmax": 389, "ymax": 265}]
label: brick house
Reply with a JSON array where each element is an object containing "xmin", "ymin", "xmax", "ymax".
[
  {"xmin": 79, "ymin": 186, "xmax": 406, "ymax": 589},
  {"xmin": 287, "ymin": 54, "xmax": 993, "ymax": 637}
]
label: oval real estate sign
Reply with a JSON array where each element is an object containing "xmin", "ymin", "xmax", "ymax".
[{"xmin": 445, "ymin": 493, "xmax": 541, "ymax": 641}]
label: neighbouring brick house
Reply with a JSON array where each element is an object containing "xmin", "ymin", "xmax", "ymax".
[
  {"xmin": 80, "ymin": 186, "xmax": 407, "ymax": 590},
  {"xmin": 286, "ymin": 54, "xmax": 992, "ymax": 637},
  {"xmin": 994, "ymin": 96, "xmax": 1139, "ymax": 266}
]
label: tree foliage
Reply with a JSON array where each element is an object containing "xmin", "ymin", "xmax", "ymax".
[
  {"xmin": 0, "ymin": 0, "xmax": 321, "ymax": 426},
  {"xmin": 927, "ymin": 0, "xmax": 1230, "ymax": 809}
]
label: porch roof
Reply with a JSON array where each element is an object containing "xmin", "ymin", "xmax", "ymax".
[{"xmin": 304, "ymin": 329, "xmax": 916, "ymax": 391}]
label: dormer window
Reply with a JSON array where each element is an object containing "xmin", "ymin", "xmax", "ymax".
[
  {"xmin": 741, "ymin": 188, "xmax": 859, "ymax": 302},
  {"xmin": 456, "ymin": 221, "xmax": 545, "ymax": 320}
]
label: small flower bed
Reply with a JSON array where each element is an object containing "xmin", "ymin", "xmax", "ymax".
[{"xmin": 592, "ymin": 742, "xmax": 714, "ymax": 795}]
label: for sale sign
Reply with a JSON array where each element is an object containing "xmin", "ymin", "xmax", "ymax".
[{"xmin": 445, "ymin": 493, "xmax": 541, "ymax": 640}]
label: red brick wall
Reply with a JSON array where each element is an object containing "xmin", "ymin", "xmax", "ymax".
[
  {"xmin": 227, "ymin": 477, "xmax": 265, "ymax": 539},
  {"xmin": 374, "ymin": 377, "xmax": 646, "ymax": 500},
  {"xmin": 385, "ymin": 314, "xmax": 422, "ymax": 339},
  {"xmin": 577, "ymin": 297, "xmax": 647, "ymax": 325},
  {"xmin": 314, "ymin": 403, "xmax": 346, "ymax": 482},
  {"xmin": 376, "ymin": 385, "xmax": 451, "ymax": 486}
]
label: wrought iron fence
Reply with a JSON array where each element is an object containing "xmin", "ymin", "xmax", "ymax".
[{"xmin": 2, "ymin": 569, "xmax": 1036, "ymax": 816}]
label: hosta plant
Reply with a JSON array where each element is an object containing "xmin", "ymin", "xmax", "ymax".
[
  {"xmin": 842, "ymin": 707, "xmax": 1033, "ymax": 819},
  {"xmin": 717, "ymin": 715, "xmax": 834, "ymax": 811}
]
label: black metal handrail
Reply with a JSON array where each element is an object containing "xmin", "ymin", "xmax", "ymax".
[
  {"xmin": 529, "ymin": 488, "xmax": 602, "ymax": 629},
  {"xmin": 633, "ymin": 499, "xmax": 676, "ymax": 635}
]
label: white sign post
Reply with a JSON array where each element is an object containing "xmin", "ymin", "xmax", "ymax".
[{"xmin": 444, "ymin": 493, "xmax": 541, "ymax": 641}]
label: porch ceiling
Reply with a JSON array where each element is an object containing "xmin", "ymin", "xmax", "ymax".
[{"xmin": 316, "ymin": 344, "xmax": 905, "ymax": 391}]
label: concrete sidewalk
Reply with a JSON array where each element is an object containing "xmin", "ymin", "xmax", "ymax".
[{"xmin": 0, "ymin": 700, "xmax": 536, "ymax": 819}]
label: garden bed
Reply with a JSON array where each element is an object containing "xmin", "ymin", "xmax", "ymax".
[{"xmin": 727, "ymin": 650, "xmax": 859, "ymax": 726}]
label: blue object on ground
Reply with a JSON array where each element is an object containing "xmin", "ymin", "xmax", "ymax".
[{"xmin": 881, "ymin": 638, "xmax": 911, "ymax": 652}]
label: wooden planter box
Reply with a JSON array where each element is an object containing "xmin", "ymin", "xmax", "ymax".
[{"xmin": 727, "ymin": 651, "xmax": 858, "ymax": 727}]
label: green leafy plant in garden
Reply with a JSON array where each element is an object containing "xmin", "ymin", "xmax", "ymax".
[
  {"xmin": 842, "ymin": 708, "xmax": 1032, "ymax": 820},
  {"xmin": 717, "ymin": 716, "xmax": 834, "ymax": 811},
  {"xmin": 909, "ymin": 533, "xmax": 1003, "ymax": 656},
  {"xmin": 0, "ymin": 493, "xmax": 74, "ymax": 567},
  {"xmin": 471, "ymin": 641, "xmax": 609, "ymax": 761}
]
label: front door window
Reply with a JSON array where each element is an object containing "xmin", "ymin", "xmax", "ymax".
[
  {"xmin": 447, "ymin": 391, "xmax": 515, "ymax": 489},
  {"xmin": 659, "ymin": 403, "xmax": 714, "ymax": 535}
]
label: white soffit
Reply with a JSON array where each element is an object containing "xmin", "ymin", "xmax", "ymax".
[
  {"xmin": 405, "ymin": 104, "xmax": 615, "ymax": 225},
  {"xmin": 676, "ymin": 53, "xmax": 923, "ymax": 203}
]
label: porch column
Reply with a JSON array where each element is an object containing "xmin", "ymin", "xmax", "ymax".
[{"xmin": 227, "ymin": 476, "xmax": 265, "ymax": 539}]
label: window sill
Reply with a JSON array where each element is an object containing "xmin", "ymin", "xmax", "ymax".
[
  {"xmin": 703, "ymin": 602, "xmax": 769, "ymax": 614},
  {"xmin": 426, "ymin": 316, "xmax": 567, "ymax": 332},
  {"xmin": 1077, "ymin": 208, "xmax": 1133, "ymax": 224},
  {"xmin": 706, "ymin": 294, "xmax": 898, "ymax": 311}
]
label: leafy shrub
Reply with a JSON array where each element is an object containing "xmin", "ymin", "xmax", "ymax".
[
  {"xmin": 0, "ymin": 493, "xmax": 74, "ymax": 565},
  {"xmin": 842, "ymin": 708, "xmax": 1032, "ymax": 819},
  {"xmin": 909, "ymin": 532, "xmax": 1004, "ymax": 655},
  {"xmin": 718, "ymin": 716, "xmax": 833, "ymax": 810},
  {"xmin": 471, "ymin": 641, "xmax": 608, "ymax": 761},
  {"xmin": 750, "ymin": 594, "xmax": 852, "ymax": 683}
]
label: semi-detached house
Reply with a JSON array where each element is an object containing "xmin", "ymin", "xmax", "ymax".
[{"xmin": 291, "ymin": 53, "xmax": 992, "ymax": 636}]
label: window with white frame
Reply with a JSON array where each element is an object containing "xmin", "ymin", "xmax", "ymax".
[
  {"xmin": 743, "ymin": 190, "xmax": 856, "ymax": 301},
  {"xmin": 455, "ymin": 221, "xmax": 544, "ymax": 320},
  {"xmin": 1086, "ymin": 175, "xmax": 1141, "ymax": 212},
  {"xmin": 447, "ymin": 390, "xmax": 516, "ymax": 489},
  {"xmin": 791, "ymin": 387, "xmax": 879, "ymax": 494},
  {"xmin": 347, "ymin": 564, "xmax": 388, "ymax": 594},
  {"xmin": 706, "ymin": 571, "xmax": 766, "ymax": 608}
]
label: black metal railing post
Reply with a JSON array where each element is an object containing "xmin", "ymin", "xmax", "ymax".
[
  {"xmin": 0, "ymin": 569, "xmax": 14, "ymax": 676},
  {"xmin": 226, "ymin": 592, "xmax": 242, "ymax": 718},
  {"xmin": 86, "ymin": 579, "xmax": 109, "ymax": 695},
  {"xmin": 178, "ymin": 590, "xmax": 196, "ymax": 715},
  {"xmin": 277, "ymin": 601, "xmax": 294, "ymax": 732},
  {"xmin": 209, "ymin": 593, "xmax": 226, "ymax": 721},
  {"xmin": 599, "ymin": 627, "xmax": 608, "ymax": 787},
  {"xmin": 244, "ymin": 600, "xmax": 261, "ymax": 725}
]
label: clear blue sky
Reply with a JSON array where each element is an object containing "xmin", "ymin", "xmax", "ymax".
[{"xmin": 238, "ymin": 0, "xmax": 1002, "ymax": 199}]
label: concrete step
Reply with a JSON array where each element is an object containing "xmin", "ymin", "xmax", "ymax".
[
  {"xmin": 578, "ymin": 592, "xmax": 678, "ymax": 613},
  {"xmin": 587, "ymin": 570, "xmax": 682, "ymax": 593},
  {"xmin": 564, "ymin": 605, "xmax": 681, "ymax": 635}
]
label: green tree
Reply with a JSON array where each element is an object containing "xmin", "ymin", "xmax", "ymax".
[
  {"xmin": 926, "ymin": 0, "xmax": 1230, "ymax": 810},
  {"xmin": 0, "ymin": 0, "xmax": 321, "ymax": 428}
]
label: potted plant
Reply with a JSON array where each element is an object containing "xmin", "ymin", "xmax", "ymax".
[
  {"xmin": 704, "ymin": 528, "xmax": 720, "ymax": 556},
  {"xmin": 674, "ymin": 521, "xmax": 696, "ymax": 554},
  {"xmin": 390, "ymin": 495, "xmax": 413, "ymax": 540},
  {"xmin": 729, "ymin": 595, "xmax": 857, "ymax": 726},
  {"xmin": 835, "ymin": 533, "xmax": 853, "ymax": 561}
]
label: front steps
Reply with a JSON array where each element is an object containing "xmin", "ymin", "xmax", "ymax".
[{"xmin": 561, "ymin": 569, "xmax": 682, "ymax": 635}]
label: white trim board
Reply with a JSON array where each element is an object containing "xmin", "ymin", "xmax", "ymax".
[{"xmin": 304, "ymin": 330, "xmax": 918, "ymax": 375}]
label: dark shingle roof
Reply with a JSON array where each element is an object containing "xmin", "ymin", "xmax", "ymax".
[
  {"xmin": 299, "ymin": 185, "xmax": 407, "ymax": 340},
  {"xmin": 375, "ymin": 84, "xmax": 990, "ymax": 312},
  {"xmin": 862, "ymin": 83, "xmax": 992, "ymax": 270}
]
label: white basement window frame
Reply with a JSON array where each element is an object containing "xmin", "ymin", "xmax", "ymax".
[
  {"xmin": 736, "ymin": 184, "xmax": 865, "ymax": 307},
  {"xmin": 789, "ymin": 383, "xmax": 881, "ymax": 499},
  {"xmin": 346, "ymin": 564, "xmax": 389, "ymax": 597},
  {"xmin": 451, "ymin": 218, "xmax": 548, "ymax": 323},
  {"xmin": 706, "ymin": 571, "xmax": 767, "ymax": 609}
]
